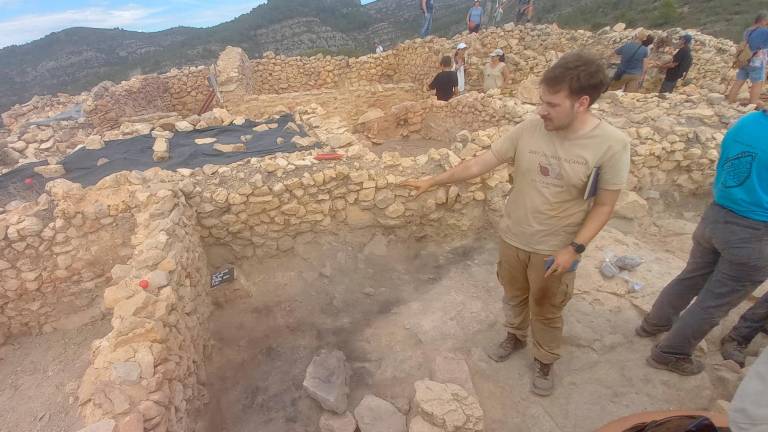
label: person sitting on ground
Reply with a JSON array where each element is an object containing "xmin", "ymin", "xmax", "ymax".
[
  {"xmin": 429, "ymin": 55, "xmax": 459, "ymax": 102},
  {"xmin": 608, "ymin": 30, "xmax": 652, "ymax": 92},
  {"xmin": 727, "ymin": 12, "xmax": 768, "ymax": 108},
  {"xmin": 656, "ymin": 34, "xmax": 694, "ymax": 94},
  {"xmin": 636, "ymin": 109, "xmax": 768, "ymax": 376},
  {"xmin": 483, "ymin": 49, "xmax": 510, "ymax": 91},
  {"xmin": 467, "ymin": 0, "xmax": 484, "ymax": 33},
  {"xmin": 721, "ymin": 291, "xmax": 768, "ymax": 368},
  {"xmin": 375, "ymin": 42, "xmax": 384, "ymax": 55},
  {"xmin": 454, "ymin": 42, "xmax": 469, "ymax": 94}
]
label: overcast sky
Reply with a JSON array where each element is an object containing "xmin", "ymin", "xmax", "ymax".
[{"xmin": 0, "ymin": 0, "xmax": 377, "ymax": 49}]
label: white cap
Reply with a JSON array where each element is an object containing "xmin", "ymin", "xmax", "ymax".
[
  {"xmin": 490, "ymin": 48, "xmax": 504, "ymax": 57},
  {"xmin": 457, "ymin": 42, "xmax": 468, "ymax": 49}
]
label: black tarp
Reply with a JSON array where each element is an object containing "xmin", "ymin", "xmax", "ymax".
[{"xmin": 0, "ymin": 114, "xmax": 314, "ymax": 206}]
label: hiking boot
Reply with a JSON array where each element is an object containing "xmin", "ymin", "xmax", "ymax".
[
  {"xmin": 635, "ymin": 322, "xmax": 661, "ymax": 338},
  {"xmin": 531, "ymin": 359, "xmax": 554, "ymax": 397},
  {"xmin": 720, "ymin": 335, "xmax": 747, "ymax": 368},
  {"xmin": 646, "ymin": 346, "xmax": 705, "ymax": 376},
  {"xmin": 485, "ymin": 332, "xmax": 526, "ymax": 362}
]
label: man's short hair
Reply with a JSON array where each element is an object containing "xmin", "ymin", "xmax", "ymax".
[
  {"xmin": 756, "ymin": 12, "xmax": 768, "ymax": 24},
  {"xmin": 440, "ymin": 55, "xmax": 453, "ymax": 68},
  {"xmin": 642, "ymin": 35, "xmax": 655, "ymax": 47},
  {"xmin": 540, "ymin": 51, "xmax": 608, "ymax": 107}
]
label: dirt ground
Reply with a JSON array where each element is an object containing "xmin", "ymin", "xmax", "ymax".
[
  {"xmin": 1, "ymin": 201, "xmax": 764, "ymax": 432},
  {"xmin": 197, "ymin": 209, "xmax": 766, "ymax": 432},
  {"xmin": 235, "ymin": 84, "xmax": 419, "ymax": 127},
  {"xmin": 370, "ymin": 135, "xmax": 451, "ymax": 157},
  {"xmin": 0, "ymin": 318, "xmax": 111, "ymax": 432}
]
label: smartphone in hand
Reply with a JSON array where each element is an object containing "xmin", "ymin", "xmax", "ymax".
[{"xmin": 544, "ymin": 257, "xmax": 580, "ymax": 273}]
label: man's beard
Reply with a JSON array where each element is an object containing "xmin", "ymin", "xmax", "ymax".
[{"xmin": 541, "ymin": 112, "xmax": 576, "ymax": 131}]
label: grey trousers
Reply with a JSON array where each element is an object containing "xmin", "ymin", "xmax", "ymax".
[
  {"xmin": 729, "ymin": 291, "xmax": 768, "ymax": 346},
  {"xmin": 643, "ymin": 203, "xmax": 768, "ymax": 357}
]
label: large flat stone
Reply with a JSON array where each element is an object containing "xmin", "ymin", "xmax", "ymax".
[
  {"xmin": 320, "ymin": 411, "xmax": 357, "ymax": 432},
  {"xmin": 303, "ymin": 349, "xmax": 350, "ymax": 414},
  {"xmin": 111, "ymin": 361, "xmax": 141, "ymax": 385},
  {"xmin": 354, "ymin": 394, "xmax": 406, "ymax": 432}
]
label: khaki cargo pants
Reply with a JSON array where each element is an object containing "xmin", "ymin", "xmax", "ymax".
[
  {"xmin": 608, "ymin": 73, "xmax": 642, "ymax": 92},
  {"xmin": 497, "ymin": 240, "xmax": 576, "ymax": 364}
]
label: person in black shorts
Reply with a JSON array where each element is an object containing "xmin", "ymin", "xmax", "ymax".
[{"xmin": 429, "ymin": 55, "xmax": 459, "ymax": 102}]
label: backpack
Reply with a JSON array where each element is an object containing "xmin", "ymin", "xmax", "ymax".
[
  {"xmin": 623, "ymin": 415, "xmax": 727, "ymax": 432},
  {"xmin": 734, "ymin": 29, "xmax": 757, "ymax": 69}
]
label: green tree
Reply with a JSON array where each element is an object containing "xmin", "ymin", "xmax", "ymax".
[{"xmin": 653, "ymin": 0, "xmax": 681, "ymax": 27}]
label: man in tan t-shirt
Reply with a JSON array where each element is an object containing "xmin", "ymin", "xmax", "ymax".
[{"xmin": 404, "ymin": 51, "xmax": 631, "ymax": 396}]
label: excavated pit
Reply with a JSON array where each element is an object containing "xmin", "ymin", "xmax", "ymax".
[{"xmin": 195, "ymin": 219, "xmax": 764, "ymax": 432}]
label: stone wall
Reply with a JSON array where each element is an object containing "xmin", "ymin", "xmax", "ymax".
[
  {"xmin": 0, "ymin": 93, "xmax": 85, "ymax": 131},
  {"xmin": 85, "ymin": 67, "xmax": 211, "ymax": 132},
  {"xmin": 349, "ymin": 86, "xmax": 750, "ymax": 194},
  {"xmin": 1, "ymin": 23, "xmax": 738, "ymax": 174},
  {"xmin": 77, "ymin": 183, "xmax": 211, "ymax": 432},
  {"xmin": 0, "ymin": 92, "xmax": 754, "ymax": 428},
  {"xmin": 0, "ymin": 143, "xmax": 505, "ymax": 431},
  {"xmin": 0, "ymin": 182, "xmax": 135, "ymax": 343},
  {"xmin": 229, "ymin": 24, "xmax": 734, "ymax": 101}
]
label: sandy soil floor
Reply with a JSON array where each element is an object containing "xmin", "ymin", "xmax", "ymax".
[
  {"xmin": 0, "ymin": 318, "xmax": 110, "ymax": 432},
  {"xmin": 198, "ymin": 220, "xmax": 766, "ymax": 432}
]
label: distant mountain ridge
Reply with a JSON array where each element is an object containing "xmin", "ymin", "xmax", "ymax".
[{"xmin": 0, "ymin": 0, "xmax": 758, "ymax": 117}]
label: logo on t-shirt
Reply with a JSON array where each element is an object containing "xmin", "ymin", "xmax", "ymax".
[
  {"xmin": 721, "ymin": 151, "xmax": 756, "ymax": 188},
  {"xmin": 537, "ymin": 160, "xmax": 564, "ymax": 180}
]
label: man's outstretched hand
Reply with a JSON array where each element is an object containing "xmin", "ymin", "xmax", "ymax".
[{"xmin": 401, "ymin": 177, "xmax": 433, "ymax": 197}]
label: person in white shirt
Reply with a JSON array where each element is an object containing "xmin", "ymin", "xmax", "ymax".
[
  {"xmin": 730, "ymin": 347, "xmax": 768, "ymax": 432},
  {"xmin": 454, "ymin": 42, "xmax": 468, "ymax": 93}
]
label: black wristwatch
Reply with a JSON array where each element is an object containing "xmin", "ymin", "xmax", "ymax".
[{"xmin": 569, "ymin": 241, "xmax": 586, "ymax": 254}]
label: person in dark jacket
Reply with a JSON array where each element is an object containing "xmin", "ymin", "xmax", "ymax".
[
  {"xmin": 428, "ymin": 55, "xmax": 459, "ymax": 101},
  {"xmin": 656, "ymin": 34, "xmax": 694, "ymax": 94}
]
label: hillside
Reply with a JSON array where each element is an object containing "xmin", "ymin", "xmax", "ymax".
[
  {"xmin": 0, "ymin": 0, "xmax": 759, "ymax": 117},
  {"xmin": 538, "ymin": 0, "xmax": 764, "ymax": 41}
]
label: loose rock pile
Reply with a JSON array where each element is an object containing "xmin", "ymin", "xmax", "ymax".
[{"xmin": 304, "ymin": 349, "xmax": 483, "ymax": 432}]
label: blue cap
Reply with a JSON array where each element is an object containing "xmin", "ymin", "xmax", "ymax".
[{"xmin": 681, "ymin": 34, "xmax": 693, "ymax": 44}]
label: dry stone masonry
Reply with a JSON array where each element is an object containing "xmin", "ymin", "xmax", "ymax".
[{"xmin": 0, "ymin": 21, "xmax": 758, "ymax": 432}]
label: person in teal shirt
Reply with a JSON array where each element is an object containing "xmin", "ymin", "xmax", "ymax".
[
  {"xmin": 714, "ymin": 110, "xmax": 768, "ymax": 221},
  {"xmin": 637, "ymin": 110, "xmax": 768, "ymax": 376},
  {"xmin": 467, "ymin": 1, "xmax": 483, "ymax": 33}
]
